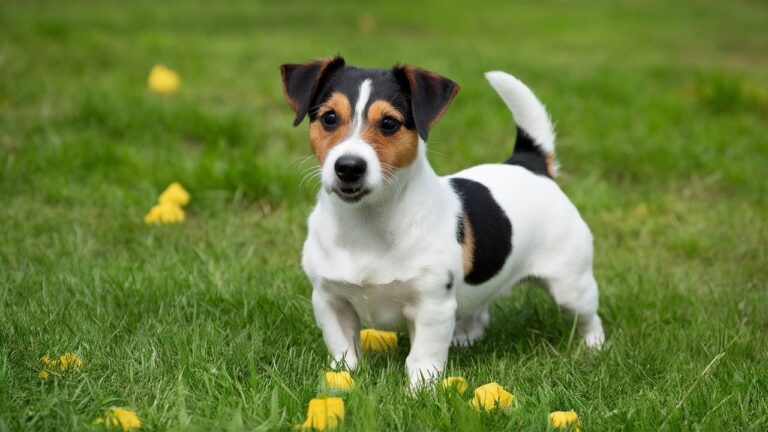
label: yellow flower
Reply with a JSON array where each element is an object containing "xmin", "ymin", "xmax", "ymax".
[
  {"xmin": 40, "ymin": 352, "xmax": 84, "ymax": 374},
  {"xmin": 58, "ymin": 352, "xmax": 85, "ymax": 371},
  {"xmin": 158, "ymin": 182, "xmax": 190, "ymax": 207},
  {"xmin": 144, "ymin": 202, "xmax": 185, "ymax": 224},
  {"xmin": 360, "ymin": 329, "xmax": 398, "ymax": 352},
  {"xmin": 441, "ymin": 376, "xmax": 468, "ymax": 394},
  {"xmin": 38, "ymin": 370, "xmax": 49, "ymax": 379},
  {"xmin": 470, "ymin": 382, "xmax": 515, "ymax": 412},
  {"xmin": 549, "ymin": 411, "xmax": 580, "ymax": 431},
  {"xmin": 324, "ymin": 371, "xmax": 355, "ymax": 391},
  {"xmin": 147, "ymin": 64, "xmax": 180, "ymax": 95},
  {"xmin": 296, "ymin": 397, "xmax": 344, "ymax": 430},
  {"xmin": 97, "ymin": 407, "xmax": 142, "ymax": 431}
]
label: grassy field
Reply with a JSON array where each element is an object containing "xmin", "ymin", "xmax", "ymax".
[{"xmin": 1, "ymin": 0, "xmax": 767, "ymax": 430}]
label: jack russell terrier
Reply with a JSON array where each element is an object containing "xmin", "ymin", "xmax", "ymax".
[{"xmin": 280, "ymin": 57, "xmax": 604, "ymax": 389}]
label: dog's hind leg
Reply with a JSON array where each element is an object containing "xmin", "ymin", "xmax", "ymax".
[
  {"xmin": 543, "ymin": 272, "xmax": 604, "ymax": 348},
  {"xmin": 451, "ymin": 307, "xmax": 490, "ymax": 347}
]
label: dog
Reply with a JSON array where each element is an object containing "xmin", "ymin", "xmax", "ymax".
[{"xmin": 280, "ymin": 57, "xmax": 604, "ymax": 388}]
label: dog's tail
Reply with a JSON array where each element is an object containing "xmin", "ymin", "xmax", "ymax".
[{"xmin": 485, "ymin": 71, "xmax": 558, "ymax": 178}]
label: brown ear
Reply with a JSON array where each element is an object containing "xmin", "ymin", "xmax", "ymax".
[
  {"xmin": 280, "ymin": 56, "xmax": 345, "ymax": 126},
  {"xmin": 393, "ymin": 65, "xmax": 460, "ymax": 140}
]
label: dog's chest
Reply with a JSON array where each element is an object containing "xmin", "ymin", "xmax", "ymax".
[{"xmin": 325, "ymin": 279, "xmax": 419, "ymax": 331}]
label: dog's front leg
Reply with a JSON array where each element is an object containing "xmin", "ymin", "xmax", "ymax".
[
  {"xmin": 312, "ymin": 286, "xmax": 361, "ymax": 370},
  {"xmin": 405, "ymin": 295, "xmax": 457, "ymax": 390}
]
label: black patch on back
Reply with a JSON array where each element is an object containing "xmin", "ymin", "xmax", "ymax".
[
  {"xmin": 445, "ymin": 271, "xmax": 454, "ymax": 290},
  {"xmin": 450, "ymin": 178, "xmax": 513, "ymax": 285},
  {"xmin": 455, "ymin": 214, "xmax": 465, "ymax": 244},
  {"xmin": 504, "ymin": 126, "xmax": 551, "ymax": 178}
]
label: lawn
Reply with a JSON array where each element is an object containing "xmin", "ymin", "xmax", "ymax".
[{"xmin": 1, "ymin": 0, "xmax": 767, "ymax": 430}]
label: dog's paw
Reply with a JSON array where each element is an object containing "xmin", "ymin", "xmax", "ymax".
[
  {"xmin": 408, "ymin": 370, "xmax": 440, "ymax": 391},
  {"xmin": 406, "ymin": 359, "xmax": 442, "ymax": 391},
  {"xmin": 584, "ymin": 330, "xmax": 605, "ymax": 349},
  {"xmin": 451, "ymin": 324, "xmax": 485, "ymax": 347},
  {"xmin": 331, "ymin": 354, "xmax": 359, "ymax": 371},
  {"xmin": 451, "ymin": 330, "xmax": 483, "ymax": 347},
  {"xmin": 581, "ymin": 314, "xmax": 605, "ymax": 349}
]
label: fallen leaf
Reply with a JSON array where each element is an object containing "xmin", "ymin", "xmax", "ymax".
[
  {"xmin": 549, "ymin": 410, "xmax": 580, "ymax": 431},
  {"xmin": 441, "ymin": 376, "xmax": 468, "ymax": 394},
  {"xmin": 144, "ymin": 202, "xmax": 185, "ymax": 224},
  {"xmin": 470, "ymin": 382, "xmax": 515, "ymax": 412},
  {"xmin": 360, "ymin": 329, "xmax": 397, "ymax": 352},
  {"xmin": 296, "ymin": 397, "xmax": 344, "ymax": 430},
  {"xmin": 325, "ymin": 371, "xmax": 355, "ymax": 391}
]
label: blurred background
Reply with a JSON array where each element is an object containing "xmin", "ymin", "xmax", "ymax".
[{"xmin": 1, "ymin": 0, "xmax": 766, "ymax": 430}]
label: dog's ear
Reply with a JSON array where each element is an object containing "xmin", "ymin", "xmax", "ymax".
[
  {"xmin": 280, "ymin": 56, "xmax": 345, "ymax": 127},
  {"xmin": 393, "ymin": 65, "xmax": 460, "ymax": 140}
]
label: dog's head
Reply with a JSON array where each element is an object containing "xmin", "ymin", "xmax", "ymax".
[{"xmin": 280, "ymin": 56, "xmax": 459, "ymax": 203}]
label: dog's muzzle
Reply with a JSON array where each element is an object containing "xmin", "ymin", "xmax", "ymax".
[{"xmin": 333, "ymin": 155, "xmax": 369, "ymax": 202}]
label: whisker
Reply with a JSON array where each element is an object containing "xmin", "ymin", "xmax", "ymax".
[
  {"xmin": 290, "ymin": 154, "xmax": 317, "ymax": 171},
  {"xmin": 300, "ymin": 167, "xmax": 322, "ymax": 189},
  {"xmin": 425, "ymin": 148, "xmax": 446, "ymax": 157},
  {"xmin": 298, "ymin": 164, "xmax": 320, "ymax": 176}
]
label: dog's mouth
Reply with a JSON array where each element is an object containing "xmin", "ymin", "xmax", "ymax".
[{"xmin": 333, "ymin": 184, "xmax": 370, "ymax": 203}]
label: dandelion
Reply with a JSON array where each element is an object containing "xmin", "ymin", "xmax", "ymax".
[
  {"xmin": 38, "ymin": 370, "xmax": 49, "ymax": 379},
  {"xmin": 549, "ymin": 410, "xmax": 580, "ymax": 431},
  {"xmin": 324, "ymin": 371, "xmax": 355, "ymax": 391},
  {"xmin": 58, "ymin": 352, "xmax": 85, "ymax": 371},
  {"xmin": 296, "ymin": 397, "xmax": 344, "ymax": 430},
  {"xmin": 360, "ymin": 329, "xmax": 398, "ymax": 352},
  {"xmin": 440, "ymin": 376, "xmax": 467, "ymax": 394},
  {"xmin": 470, "ymin": 382, "xmax": 515, "ymax": 412},
  {"xmin": 40, "ymin": 352, "xmax": 85, "ymax": 374},
  {"xmin": 147, "ymin": 64, "xmax": 180, "ymax": 95},
  {"xmin": 158, "ymin": 182, "xmax": 190, "ymax": 207},
  {"xmin": 96, "ymin": 407, "xmax": 141, "ymax": 431},
  {"xmin": 144, "ymin": 202, "xmax": 185, "ymax": 224}
]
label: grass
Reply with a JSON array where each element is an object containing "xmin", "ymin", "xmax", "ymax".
[{"xmin": 1, "ymin": 0, "xmax": 767, "ymax": 430}]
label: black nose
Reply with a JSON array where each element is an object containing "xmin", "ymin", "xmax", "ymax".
[{"xmin": 334, "ymin": 156, "xmax": 367, "ymax": 183}]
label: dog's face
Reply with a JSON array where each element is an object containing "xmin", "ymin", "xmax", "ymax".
[{"xmin": 281, "ymin": 57, "xmax": 459, "ymax": 203}]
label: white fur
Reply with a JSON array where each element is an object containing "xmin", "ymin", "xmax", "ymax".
[
  {"xmin": 485, "ymin": 71, "xmax": 559, "ymax": 175},
  {"xmin": 302, "ymin": 72, "xmax": 603, "ymax": 388},
  {"xmin": 320, "ymin": 79, "xmax": 387, "ymax": 195}
]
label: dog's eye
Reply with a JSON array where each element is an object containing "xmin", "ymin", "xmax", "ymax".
[
  {"xmin": 380, "ymin": 116, "xmax": 401, "ymax": 135},
  {"xmin": 320, "ymin": 111, "xmax": 338, "ymax": 130}
]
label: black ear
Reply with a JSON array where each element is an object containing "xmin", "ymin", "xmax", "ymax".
[
  {"xmin": 393, "ymin": 65, "xmax": 460, "ymax": 140},
  {"xmin": 280, "ymin": 56, "xmax": 345, "ymax": 126}
]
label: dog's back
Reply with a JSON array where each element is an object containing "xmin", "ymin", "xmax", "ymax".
[{"xmin": 446, "ymin": 71, "xmax": 603, "ymax": 347}]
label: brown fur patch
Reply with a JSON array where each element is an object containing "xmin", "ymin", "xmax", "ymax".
[
  {"xmin": 308, "ymin": 92, "xmax": 353, "ymax": 163},
  {"xmin": 362, "ymin": 100, "xmax": 419, "ymax": 173},
  {"xmin": 462, "ymin": 217, "xmax": 475, "ymax": 277},
  {"xmin": 280, "ymin": 65, "xmax": 300, "ymax": 113},
  {"xmin": 546, "ymin": 154, "xmax": 555, "ymax": 178}
]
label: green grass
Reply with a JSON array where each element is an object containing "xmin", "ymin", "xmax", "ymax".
[{"xmin": 1, "ymin": 0, "xmax": 767, "ymax": 430}]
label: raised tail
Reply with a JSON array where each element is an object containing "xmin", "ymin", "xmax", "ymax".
[{"xmin": 484, "ymin": 71, "xmax": 558, "ymax": 178}]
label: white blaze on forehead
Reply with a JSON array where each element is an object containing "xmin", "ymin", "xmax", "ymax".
[
  {"xmin": 352, "ymin": 79, "xmax": 373, "ymax": 137},
  {"xmin": 319, "ymin": 78, "xmax": 384, "ymax": 194}
]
